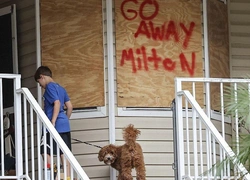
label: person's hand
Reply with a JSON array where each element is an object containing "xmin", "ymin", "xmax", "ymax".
[{"xmin": 52, "ymin": 121, "xmax": 56, "ymax": 127}]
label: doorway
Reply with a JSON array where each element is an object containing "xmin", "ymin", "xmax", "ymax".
[
  {"xmin": 0, "ymin": 4, "xmax": 18, "ymax": 157},
  {"xmin": 0, "ymin": 5, "xmax": 18, "ymax": 112}
]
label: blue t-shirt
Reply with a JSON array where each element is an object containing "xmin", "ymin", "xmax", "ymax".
[{"xmin": 43, "ymin": 82, "xmax": 70, "ymax": 133}]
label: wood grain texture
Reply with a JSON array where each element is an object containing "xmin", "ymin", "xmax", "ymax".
[
  {"xmin": 208, "ymin": 0, "xmax": 230, "ymax": 111},
  {"xmin": 41, "ymin": 0, "xmax": 104, "ymax": 108},
  {"xmin": 115, "ymin": 0, "xmax": 203, "ymax": 107}
]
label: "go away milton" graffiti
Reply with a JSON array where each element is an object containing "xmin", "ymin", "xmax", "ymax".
[{"xmin": 119, "ymin": 0, "xmax": 198, "ymax": 76}]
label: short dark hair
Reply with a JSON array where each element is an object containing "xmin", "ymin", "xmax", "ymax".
[{"xmin": 34, "ymin": 66, "xmax": 52, "ymax": 81}]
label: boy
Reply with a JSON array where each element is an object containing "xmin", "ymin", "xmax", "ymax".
[{"xmin": 34, "ymin": 66, "xmax": 73, "ymax": 179}]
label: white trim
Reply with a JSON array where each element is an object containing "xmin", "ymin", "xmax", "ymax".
[
  {"xmin": 203, "ymin": 0, "xmax": 211, "ymax": 118},
  {"xmin": 219, "ymin": 0, "xmax": 227, "ymax": 4},
  {"xmin": 118, "ymin": 107, "xmax": 173, "ymax": 117},
  {"xmin": 11, "ymin": 4, "xmax": 18, "ymax": 74},
  {"xmin": 3, "ymin": 107, "xmax": 14, "ymax": 115},
  {"xmin": 106, "ymin": 0, "xmax": 116, "ymax": 179},
  {"xmin": 70, "ymin": 106, "xmax": 106, "ymax": 119},
  {"xmin": 118, "ymin": 107, "xmax": 199, "ymax": 117},
  {"xmin": 106, "ymin": 0, "xmax": 115, "ymax": 144},
  {"xmin": 35, "ymin": 0, "xmax": 42, "ymax": 106},
  {"xmin": 0, "ymin": 6, "xmax": 11, "ymax": 16},
  {"xmin": 210, "ymin": 110, "xmax": 231, "ymax": 123},
  {"xmin": 203, "ymin": 0, "xmax": 209, "ymax": 78}
]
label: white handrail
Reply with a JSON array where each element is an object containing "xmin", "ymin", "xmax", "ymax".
[
  {"xmin": 16, "ymin": 87, "xmax": 90, "ymax": 180},
  {"xmin": 177, "ymin": 90, "xmax": 250, "ymax": 179}
]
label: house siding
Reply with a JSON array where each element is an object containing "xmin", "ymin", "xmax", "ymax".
[{"xmin": 229, "ymin": 0, "xmax": 250, "ymax": 77}]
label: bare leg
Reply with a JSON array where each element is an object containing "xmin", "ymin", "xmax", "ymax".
[
  {"xmin": 60, "ymin": 154, "xmax": 71, "ymax": 179},
  {"xmin": 42, "ymin": 154, "xmax": 52, "ymax": 165}
]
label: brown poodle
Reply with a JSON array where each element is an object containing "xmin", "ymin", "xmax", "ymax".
[{"xmin": 98, "ymin": 124, "xmax": 146, "ymax": 180}]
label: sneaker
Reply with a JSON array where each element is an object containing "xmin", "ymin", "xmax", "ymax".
[{"xmin": 53, "ymin": 164, "xmax": 57, "ymax": 179}]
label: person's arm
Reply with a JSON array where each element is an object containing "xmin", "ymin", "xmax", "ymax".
[
  {"xmin": 65, "ymin": 101, "xmax": 73, "ymax": 119},
  {"xmin": 51, "ymin": 100, "xmax": 60, "ymax": 126}
]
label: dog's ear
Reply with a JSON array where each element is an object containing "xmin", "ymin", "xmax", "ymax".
[
  {"xmin": 98, "ymin": 147, "xmax": 105, "ymax": 161},
  {"xmin": 110, "ymin": 144, "xmax": 117, "ymax": 155}
]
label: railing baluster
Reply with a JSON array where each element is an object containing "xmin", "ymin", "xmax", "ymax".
[
  {"xmin": 192, "ymin": 107, "xmax": 198, "ymax": 180},
  {"xmin": 23, "ymin": 97, "xmax": 28, "ymax": 176},
  {"xmin": 185, "ymin": 98, "xmax": 190, "ymax": 176},
  {"xmin": 14, "ymin": 75, "xmax": 22, "ymax": 180},
  {"xmin": 30, "ymin": 107, "xmax": 35, "ymax": 180},
  {"xmin": 0, "ymin": 78, "xmax": 4, "ymax": 175}
]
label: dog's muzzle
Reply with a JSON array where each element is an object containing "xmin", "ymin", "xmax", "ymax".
[{"xmin": 104, "ymin": 154, "xmax": 114, "ymax": 165}]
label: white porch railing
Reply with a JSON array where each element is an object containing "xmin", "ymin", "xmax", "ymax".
[
  {"xmin": 0, "ymin": 74, "xmax": 89, "ymax": 180},
  {"xmin": 175, "ymin": 78, "xmax": 250, "ymax": 180}
]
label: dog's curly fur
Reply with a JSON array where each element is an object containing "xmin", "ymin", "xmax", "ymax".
[{"xmin": 98, "ymin": 124, "xmax": 146, "ymax": 180}]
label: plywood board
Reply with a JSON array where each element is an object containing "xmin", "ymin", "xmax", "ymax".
[
  {"xmin": 208, "ymin": 0, "xmax": 230, "ymax": 111},
  {"xmin": 115, "ymin": 0, "xmax": 203, "ymax": 107},
  {"xmin": 41, "ymin": 0, "xmax": 104, "ymax": 108}
]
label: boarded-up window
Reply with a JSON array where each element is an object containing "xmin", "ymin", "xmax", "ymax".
[
  {"xmin": 208, "ymin": 0, "xmax": 230, "ymax": 111},
  {"xmin": 115, "ymin": 0, "xmax": 203, "ymax": 107},
  {"xmin": 41, "ymin": 0, "xmax": 104, "ymax": 108}
]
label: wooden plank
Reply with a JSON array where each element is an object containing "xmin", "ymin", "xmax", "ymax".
[
  {"xmin": 231, "ymin": 70, "xmax": 250, "ymax": 78},
  {"xmin": 76, "ymin": 154, "xmax": 103, "ymax": 166},
  {"xmin": 115, "ymin": 0, "xmax": 203, "ymax": 107},
  {"xmin": 41, "ymin": 0, "xmax": 104, "ymax": 108},
  {"xmin": 116, "ymin": 117, "xmax": 173, "ymax": 128},
  {"xmin": 230, "ymin": 14, "xmax": 250, "ymax": 23},
  {"xmin": 72, "ymin": 141, "xmax": 108, "ymax": 155},
  {"xmin": 70, "ymin": 117, "xmax": 109, "ymax": 131},
  {"xmin": 18, "ymin": 19, "xmax": 35, "ymax": 33},
  {"xmin": 18, "ymin": 29, "xmax": 36, "ymax": 45},
  {"xmin": 76, "ymin": 153, "xmax": 172, "ymax": 166},
  {"xmin": 212, "ymin": 120, "xmax": 233, "ymax": 134},
  {"xmin": 18, "ymin": 41, "xmax": 36, "ymax": 56},
  {"xmin": 28, "ymin": 87, "xmax": 37, "ymax": 97},
  {"xmin": 230, "ymin": 36, "xmax": 250, "ymax": 44},
  {"xmin": 16, "ymin": 5, "xmax": 35, "ymax": 21},
  {"xmin": 16, "ymin": 0, "xmax": 34, "ymax": 9},
  {"xmin": 116, "ymin": 129, "xmax": 173, "ymax": 141},
  {"xmin": 230, "ymin": 25, "xmax": 250, "ymax": 33},
  {"xmin": 84, "ymin": 165, "xmax": 174, "ymax": 178},
  {"xmin": 145, "ymin": 165, "xmax": 174, "ymax": 176},
  {"xmin": 86, "ymin": 178, "xmax": 110, "ymax": 180},
  {"xmin": 73, "ymin": 141, "xmax": 174, "ymax": 154},
  {"xmin": 71, "ymin": 129, "xmax": 109, "ymax": 142},
  {"xmin": 83, "ymin": 166, "xmax": 110, "ymax": 178},
  {"xmin": 0, "ymin": 1, "xmax": 18, "ymax": 8},
  {"xmin": 19, "ymin": 52, "xmax": 36, "ymax": 68},
  {"xmin": 230, "ymin": 2, "xmax": 250, "ymax": 11},
  {"xmin": 144, "ymin": 153, "xmax": 173, "ymax": 164},
  {"xmin": 231, "ymin": 48, "xmax": 250, "ymax": 56},
  {"xmin": 20, "ymin": 64, "xmax": 36, "ymax": 78},
  {"xmin": 231, "ymin": 59, "xmax": 250, "ymax": 66}
]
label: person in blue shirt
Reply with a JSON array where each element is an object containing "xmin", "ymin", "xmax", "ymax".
[{"xmin": 34, "ymin": 66, "xmax": 73, "ymax": 179}]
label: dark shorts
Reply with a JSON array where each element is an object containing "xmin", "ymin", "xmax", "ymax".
[{"xmin": 40, "ymin": 132, "xmax": 71, "ymax": 155}]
